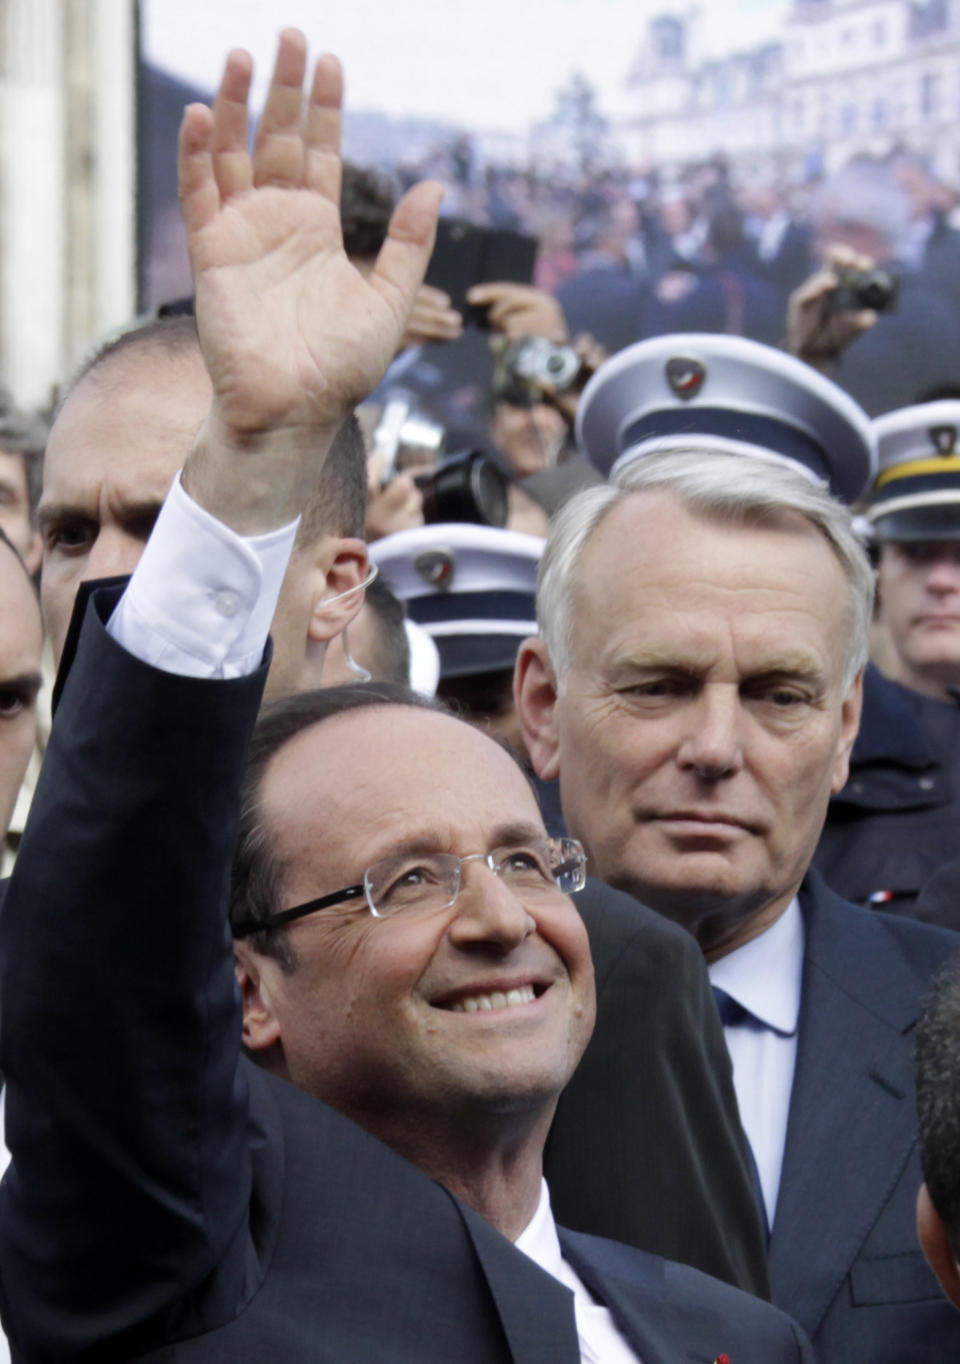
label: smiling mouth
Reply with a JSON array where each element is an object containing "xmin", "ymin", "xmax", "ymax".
[{"xmin": 441, "ymin": 984, "xmax": 542, "ymax": 1013}]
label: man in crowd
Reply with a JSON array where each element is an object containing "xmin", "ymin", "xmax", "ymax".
[
  {"xmin": 0, "ymin": 390, "xmax": 43, "ymax": 578},
  {"xmin": 515, "ymin": 336, "xmax": 960, "ymax": 1361},
  {"xmin": 0, "ymin": 390, "xmax": 50, "ymax": 875},
  {"xmin": 25, "ymin": 65, "xmax": 771, "ymax": 1302},
  {"xmin": 38, "ymin": 314, "xmax": 370, "ymax": 697},
  {"xmin": 815, "ymin": 401, "xmax": 960, "ymax": 917},
  {"xmin": 0, "ymin": 532, "xmax": 42, "ymax": 846},
  {"xmin": 0, "ymin": 32, "xmax": 806, "ymax": 1361},
  {"xmin": 805, "ymin": 161, "xmax": 960, "ymax": 415}
]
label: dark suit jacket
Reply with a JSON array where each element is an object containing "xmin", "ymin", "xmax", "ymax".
[
  {"xmin": 547, "ymin": 879, "xmax": 770, "ymax": 1298},
  {"xmin": 555, "ymin": 260, "xmax": 648, "ymax": 355},
  {"xmin": 768, "ymin": 874, "xmax": 960, "ymax": 1361},
  {"xmin": 564, "ymin": 870, "xmax": 960, "ymax": 1362},
  {"xmin": 0, "ymin": 589, "xmax": 809, "ymax": 1362}
]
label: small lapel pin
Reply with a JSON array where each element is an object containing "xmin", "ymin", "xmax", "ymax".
[{"xmin": 713, "ymin": 1355, "xmax": 731, "ymax": 1364}]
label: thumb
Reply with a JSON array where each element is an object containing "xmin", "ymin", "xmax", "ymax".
[{"xmin": 369, "ymin": 182, "xmax": 444, "ymax": 324}]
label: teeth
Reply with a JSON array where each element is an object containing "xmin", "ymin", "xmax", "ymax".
[{"xmin": 448, "ymin": 985, "xmax": 536, "ymax": 1013}]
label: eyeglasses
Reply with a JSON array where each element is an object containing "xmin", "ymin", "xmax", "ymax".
[{"xmin": 232, "ymin": 836, "xmax": 587, "ymax": 936}]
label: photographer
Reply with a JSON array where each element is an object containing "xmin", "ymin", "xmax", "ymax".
[{"xmin": 790, "ymin": 162, "xmax": 960, "ymax": 415}]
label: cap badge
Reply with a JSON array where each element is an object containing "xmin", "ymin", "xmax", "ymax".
[
  {"xmin": 665, "ymin": 356, "xmax": 706, "ymax": 401},
  {"xmin": 930, "ymin": 424, "xmax": 958, "ymax": 455},
  {"xmin": 414, "ymin": 547, "xmax": 456, "ymax": 590}
]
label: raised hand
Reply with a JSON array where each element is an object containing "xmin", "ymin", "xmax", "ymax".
[
  {"xmin": 179, "ymin": 30, "xmax": 442, "ymax": 532},
  {"xmin": 785, "ymin": 243, "xmax": 877, "ymax": 375}
]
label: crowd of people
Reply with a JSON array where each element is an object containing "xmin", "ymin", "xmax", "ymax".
[
  {"xmin": 5, "ymin": 24, "xmax": 960, "ymax": 1363},
  {"xmin": 384, "ymin": 131, "xmax": 960, "ymax": 418}
]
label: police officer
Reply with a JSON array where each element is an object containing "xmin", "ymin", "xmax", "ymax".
[
  {"xmin": 816, "ymin": 402, "xmax": 960, "ymax": 921},
  {"xmin": 370, "ymin": 521, "xmax": 544, "ymax": 763}
]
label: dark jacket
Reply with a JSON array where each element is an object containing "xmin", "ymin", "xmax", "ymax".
[
  {"xmin": 0, "ymin": 588, "xmax": 808, "ymax": 1362},
  {"xmin": 815, "ymin": 665, "xmax": 960, "ymax": 918},
  {"xmin": 562, "ymin": 868, "xmax": 960, "ymax": 1362},
  {"xmin": 770, "ymin": 875, "xmax": 960, "ymax": 1361},
  {"xmin": 546, "ymin": 878, "xmax": 770, "ymax": 1298}
]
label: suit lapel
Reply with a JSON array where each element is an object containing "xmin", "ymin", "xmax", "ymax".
[
  {"xmin": 560, "ymin": 1233, "xmax": 724, "ymax": 1364},
  {"xmin": 455, "ymin": 1199, "xmax": 581, "ymax": 1364},
  {"xmin": 767, "ymin": 877, "xmax": 918, "ymax": 1338}
]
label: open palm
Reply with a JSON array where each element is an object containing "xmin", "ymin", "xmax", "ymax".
[{"xmin": 179, "ymin": 32, "xmax": 441, "ymax": 438}]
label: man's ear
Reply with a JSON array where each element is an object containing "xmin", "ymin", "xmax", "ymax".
[
  {"xmin": 234, "ymin": 943, "xmax": 284, "ymax": 1057},
  {"xmin": 918, "ymin": 1182, "xmax": 960, "ymax": 1310},
  {"xmin": 831, "ymin": 667, "xmax": 864, "ymax": 795},
  {"xmin": 514, "ymin": 637, "xmax": 562, "ymax": 781},
  {"xmin": 307, "ymin": 537, "xmax": 369, "ymax": 644}
]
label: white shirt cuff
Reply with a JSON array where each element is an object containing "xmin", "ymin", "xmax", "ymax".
[{"xmin": 107, "ymin": 471, "xmax": 299, "ymax": 678}]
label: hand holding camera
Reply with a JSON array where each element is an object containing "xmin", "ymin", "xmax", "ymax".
[{"xmin": 786, "ymin": 243, "xmax": 893, "ymax": 374}]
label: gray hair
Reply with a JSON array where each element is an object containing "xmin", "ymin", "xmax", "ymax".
[
  {"xmin": 812, "ymin": 161, "xmax": 911, "ymax": 254},
  {"xmin": 537, "ymin": 448, "xmax": 874, "ymax": 694}
]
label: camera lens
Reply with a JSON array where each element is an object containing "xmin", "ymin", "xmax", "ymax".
[
  {"xmin": 859, "ymin": 271, "xmax": 894, "ymax": 311},
  {"xmin": 416, "ymin": 450, "xmax": 509, "ymax": 527}
]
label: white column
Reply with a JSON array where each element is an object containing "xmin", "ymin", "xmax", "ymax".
[
  {"xmin": 91, "ymin": 0, "xmax": 136, "ymax": 341},
  {"xmin": 0, "ymin": 0, "xmax": 67, "ymax": 406}
]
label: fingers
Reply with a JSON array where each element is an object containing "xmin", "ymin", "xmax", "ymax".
[
  {"xmin": 253, "ymin": 28, "xmax": 309, "ymax": 188},
  {"xmin": 466, "ymin": 283, "xmax": 507, "ymax": 306},
  {"xmin": 467, "ymin": 283, "xmax": 569, "ymax": 343},
  {"xmin": 200, "ymin": 31, "xmax": 343, "ymax": 205},
  {"xmin": 211, "ymin": 48, "xmax": 254, "ymax": 200},
  {"xmin": 304, "ymin": 54, "xmax": 343, "ymax": 201},
  {"xmin": 791, "ymin": 268, "xmax": 838, "ymax": 309},
  {"xmin": 419, "ymin": 285, "xmax": 452, "ymax": 306},
  {"xmin": 178, "ymin": 104, "xmax": 219, "ymax": 237},
  {"xmin": 369, "ymin": 181, "xmax": 445, "ymax": 323},
  {"xmin": 402, "ymin": 285, "xmax": 463, "ymax": 346},
  {"xmin": 823, "ymin": 242, "xmax": 876, "ymax": 274}
]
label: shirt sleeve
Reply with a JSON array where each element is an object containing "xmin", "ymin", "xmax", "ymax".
[{"xmin": 106, "ymin": 471, "xmax": 299, "ymax": 678}]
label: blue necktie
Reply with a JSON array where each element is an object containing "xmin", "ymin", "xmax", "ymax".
[{"xmin": 712, "ymin": 985, "xmax": 771, "ymax": 1243}]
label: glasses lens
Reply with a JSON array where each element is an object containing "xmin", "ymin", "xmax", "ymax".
[
  {"xmin": 494, "ymin": 843, "xmax": 556, "ymax": 890},
  {"xmin": 551, "ymin": 838, "xmax": 587, "ymax": 894},
  {"xmin": 493, "ymin": 839, "xmax": 587, "ymax": 895},
  {"xmin": 365, "ymin": 852, "xmax": 460, "ymax": 918}
]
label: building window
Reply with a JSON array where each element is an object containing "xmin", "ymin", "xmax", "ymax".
[
  {"xmin": 921, "ymin": 71, "xmax": 942, "ymax": 119},
  {"xmin": 838, "ymin": 101, "xmax": 859, "ymax": 133},
  {"xmin": 872, "ymin": 96, "xmax": 889, "ymax": 128},
  {"xmin": 873, "ymin": 19, "xmax": 886, "ymax": 46}
]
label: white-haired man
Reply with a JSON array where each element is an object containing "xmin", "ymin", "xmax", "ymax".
[{"xmin": 516, "ymin": 447, "xmax": 960, "ymax": 1362}]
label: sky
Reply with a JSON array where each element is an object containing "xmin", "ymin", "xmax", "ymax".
[{"xmin": 141, "ymin": 0, "xmax": 789, "ymax": 135}]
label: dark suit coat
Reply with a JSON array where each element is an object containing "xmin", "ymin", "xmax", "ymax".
[
  {"xmin": 832, "ymin": 270, "xmax": 960, "ymax": 417},
  {"xmin": 754, "ymin": 219, "xmax": 814, "ymax": 301},
  {"xmin": 555, "ymin": 260, "xmax": 648, "ymax": 355},
  {"xmin": 815, "ymin": 665, "xmax": 960, "ymax": 917},
  {"xmin": 546, "ymin": 878, "xmax": 770, "ymax": 1298},
  {"xmin": 0, "ymin": 590, "xmax": 809, "ymax": 1363},
  {"xmin": 769, "ymin": 874, "xmax": 960, "ymax": 1362},
  {"xmin": 562, "ymin": 869, "xmax": 960, "ymax": 1362}
]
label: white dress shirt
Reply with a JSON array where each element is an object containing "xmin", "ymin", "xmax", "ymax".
[
  {"xmin": 756, "ymin": 211, "xmax": 791, "ymax": 265},
  {"xmin": 516, "ymin": 1181, "xmax": 641, "ymax": 1364},
  {"xmin": 108, "ymin": 471, "xmax": 298, "ymax": 677},
  {"xmin": 708, "ymin": 898, "xmax": 804, "ymax": 1229}
]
